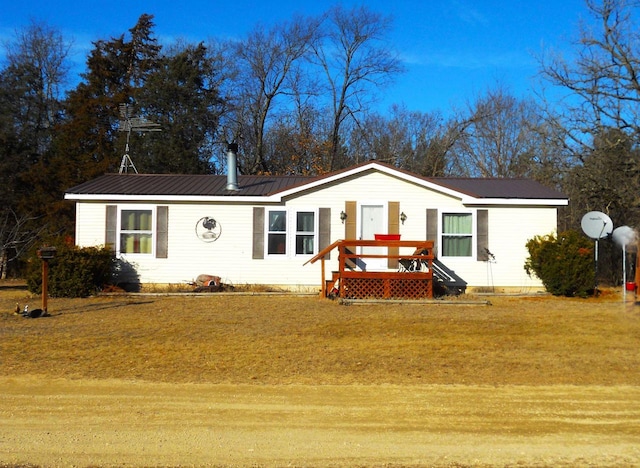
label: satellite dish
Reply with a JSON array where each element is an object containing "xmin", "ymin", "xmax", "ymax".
[
  {"xmin": 612, "ymin": 225, "xmax": 637, "ymax": 301},
  {"xmin": 195, "ymin": 217, "xmax": 221, "ymax": 242},
  {"xmin": 581, "ymin": 211, "xmax": 613, "ymax": 239},
  {"xmin": 612, "ymin": 225, "xmax": 636, "ymax": 247}
]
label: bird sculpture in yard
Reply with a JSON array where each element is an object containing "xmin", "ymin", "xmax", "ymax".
[{"xmin": 13, "ymin": 303, "xmax": 44, "ymax": 318}]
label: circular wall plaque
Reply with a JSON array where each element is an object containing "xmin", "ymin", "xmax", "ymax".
[{"xmin": 195, "ymin": 216, "xmax": 222, "ymax": 242}]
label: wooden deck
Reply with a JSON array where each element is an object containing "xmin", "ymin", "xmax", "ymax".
[{"xmin": 305, "ymin": 239, "xmax": 435, "ymax": 300}]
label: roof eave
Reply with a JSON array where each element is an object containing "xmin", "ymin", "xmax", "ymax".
[
  {"xmin": 64, "ymin": 193, "xmax": 286, "ymax": 203},
  {"xmin": 461, "ymin": 197, "xmax": 569, "ymax": 206}
]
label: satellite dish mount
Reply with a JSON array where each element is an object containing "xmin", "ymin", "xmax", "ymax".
[
  {"xmin": 581, "ymin": 211, "xmax": 614, "ymax": 293},
  {"xmin": 612, "ymin": 226, "xmax": 637, "ymax": 302}
]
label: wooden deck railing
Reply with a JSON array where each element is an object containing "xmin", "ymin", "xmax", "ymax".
[{"xmin": 305, "ymin": 239, "xmax": 435, "ymax": 299}]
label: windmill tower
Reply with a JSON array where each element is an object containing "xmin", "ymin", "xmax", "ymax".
[{"xmin": 118, "ymin": 104, "xmax": 161, "ymax": 173}]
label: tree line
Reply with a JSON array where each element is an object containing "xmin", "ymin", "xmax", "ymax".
[{"xmin": 1, "ymin": 0, "xmax": 640, "ymax": 283}]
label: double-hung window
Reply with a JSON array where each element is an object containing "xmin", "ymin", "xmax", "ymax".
[
  {"xmin": 295, "ymin": 211, "xmax": 315, "ymax": 255},
  {"xmin": 266, "ymin": 209, "xmax": 316, "ymax": 256},
  {"xmin": 442, "ymin": 213, "xmax": 472, "ymax": 257},
  {"xmin": 267, "ymin": 210, "xmax": 287, "ymax": 254},
  {"xmin": 120, "ymin": 209, "xmax": 153, "ymax": 254}
]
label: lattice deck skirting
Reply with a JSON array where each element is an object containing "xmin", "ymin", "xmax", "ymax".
[{"xmin": 342, "ymin": 274, "xmax": 433, "ymax": 299}]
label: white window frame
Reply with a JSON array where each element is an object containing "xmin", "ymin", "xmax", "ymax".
[
  {"xmin": 117, "ymin": 205, "xmax": 155, "ymax": 256},
  {"xmin": 440, "ymin": 211, "xmax": 475, "ymax": 258},
  {"xmin": 265, "ymin": 208, "xmax": 318, "ymax": 258},
  {"xmin": 266, "ymin": 209, "xmax": 288, "ymax": 256},
  {"xmin": 294, "ymin": 210, "xmax": 317, "ymax": 256}
]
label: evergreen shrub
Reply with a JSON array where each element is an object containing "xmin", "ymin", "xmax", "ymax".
[
  {"xmin": 524, "ymin": 230, "xmax": 595, "ymax": 297},
  {"xmin": 27, "ymin": 242, "xmax": 114, "ymax": 298}
]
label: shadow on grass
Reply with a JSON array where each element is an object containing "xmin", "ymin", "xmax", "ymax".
[
  {"xmin": 48, "ymin": 300, "xmax": 156, "ymax": 316},
  {"xmin": 0, "ymin": 283, "xmax": 28, "ymax": 291}
]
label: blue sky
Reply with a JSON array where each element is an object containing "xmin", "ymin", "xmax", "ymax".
[{"xmin": 0, "ymin": 0, "xmax": 589, "ymax": 115}]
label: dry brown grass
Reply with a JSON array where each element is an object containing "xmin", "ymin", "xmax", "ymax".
[{"xmin": 1, "ymin": 282, "xmax": 639, "ymax": 386}]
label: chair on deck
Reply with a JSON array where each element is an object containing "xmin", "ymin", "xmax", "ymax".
[{"xmin": 398, "ymin": 249, "xmax": 429, "ymax": 272}]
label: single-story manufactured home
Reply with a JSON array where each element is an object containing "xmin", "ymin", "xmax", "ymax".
[{"xmin": 64, "ymin": 159, "xmax": 568, "ymax": 293}]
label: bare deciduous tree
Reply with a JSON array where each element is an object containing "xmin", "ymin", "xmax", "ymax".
[
  {"xmin": 348, "ymin": 105, "xmax": 449, "ymax": 176},
  {"xmin": 447, "ymin": 87, "xmax": 557, "ymax": 179},
  {"xmin": 4, "ymin": 20, "xmax": 70, "ymax": 115},
  {"xmin": 1, "ymin": 20, "xmax": 70, "ymax": 159},
  {"xmin": 0, "ymin": 210, "xmax": 47, "ymax": 279},
  {"xmin": 312, "ymin": 5, "xmax": 404, "ymax": 172},
  {"xmin": 228, "ymin": 15, "xmax": 320, "ymax": 174},
  {"xmin": 0, "ymin": 21, "xmax": 71, "ymax": 274},
  {"xmin": 539, "ymin": 0, "xmax": 640, "ymax": 156},
  {"xmin": 538, "ymin": 0, "xmax": 640, "ymax": 237}
]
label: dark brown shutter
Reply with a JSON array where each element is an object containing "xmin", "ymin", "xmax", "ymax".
[
  {"xmin": 477, "ymin": 209, "xmax": 489, "ymax": 261},
  {"xmin": 344, "ymin": 201, "xmax": 357, "ymax": 268},
  {"xmin": 388, "ymin": 202, "xmax": 400, "ymax": 269},
  {"xmin": 319, "ymin": 208, "xmax": 331, "ymax": 259},
  {"xmin": 426, "ymin": 208, "xmax": 438, "ymax": 256},
  {"xmin": 345, "ymin": 201, "xmax": 357, "ymax": 239},
  {"xmin": 252, "ymin": 207, "xmax": 265, "ymax": 259},
  {"xmin": 156, "ymin": 206, "xmax": 168, "ymax": 259},
  {"xmin": 105, "ymin": 205, "xmax": 117, "ymax": 252}
]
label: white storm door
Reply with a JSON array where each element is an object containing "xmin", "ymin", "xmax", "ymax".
[{"xmin": 360, "ymin": 204, "xmax": 385, "ymax": 270}]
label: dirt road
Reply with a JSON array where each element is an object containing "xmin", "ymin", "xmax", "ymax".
[{"xmin": 1, "ymin": 376, "xmax": 638, "ymax": 467}]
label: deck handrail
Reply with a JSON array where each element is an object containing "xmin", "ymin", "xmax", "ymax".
[
  {"xmin": 303, "ymin": 239, "xmax": 343, "ymax": 265},
  {"xmin": 305, "ymin": 239, "xmax": 434, "ymax": 265},
  {"xmin": 304, "ymin": 239, "xmax": 435, "ymax": 298}
]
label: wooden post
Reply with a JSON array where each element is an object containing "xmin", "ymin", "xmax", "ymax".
[
  {"xmin": 37, "ymin": 246, "xmax": 56, "ymax": 315},
  {"xmin": 42, "ymin": 259, "xmax": 49, "ymax": 313},
  {"xmin": 320, "ymin": 257, "xmax": 326, "ymax": 298},
  {"xmin": 635, "ymin": 240, "xmax": 640, "ymax": 298},
  {"xmin": 339, "ymin": 245, "xmax": 346, "ymax": 298}
]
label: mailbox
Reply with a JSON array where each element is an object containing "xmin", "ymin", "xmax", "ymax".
[{"xmin": 37, "ymin": 247, "xmax": 57, "ymax": 260}]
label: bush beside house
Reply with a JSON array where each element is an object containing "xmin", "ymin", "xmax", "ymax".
[
  {"xmin": 525, "ymin": 230, "xmax": 595, "ymax": 297},
  {"xmin": 27, "ymin": 243, "xmax": 113, "ymax": 298}
]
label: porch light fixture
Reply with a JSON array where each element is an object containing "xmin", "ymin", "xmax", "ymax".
[
  {"xmin": 340, "ymin": 211, "xmax": 347, "ymax": 223},
  {"xmin": 400, "ymin": 212, "xmax": 407, "ymax": 224}
]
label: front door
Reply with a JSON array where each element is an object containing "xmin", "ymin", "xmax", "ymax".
[{"xmin": 360, "ymin": 204, "xmax": 385, "ymax": 270}]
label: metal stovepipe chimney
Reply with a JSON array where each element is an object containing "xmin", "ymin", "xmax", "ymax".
[{"xmin": 226, "ymin": 142, "xmax": 239, "ymax": 191}]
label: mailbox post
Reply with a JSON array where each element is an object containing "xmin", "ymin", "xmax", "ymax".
[{"xmin": 37, "ymin": 247, "xmax": 57, "ymax": 315}]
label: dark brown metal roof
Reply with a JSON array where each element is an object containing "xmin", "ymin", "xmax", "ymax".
[
  {"xmin": 65, "ymin": 173, "xmax": 315, "ymax": 196},
  {"xmin": 426, "ymin": 177, "xmax": 567, "ymax": 199},
  {"xmin": 65, "ymin": 165, "xmax": 567, "ymax": 201}
]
